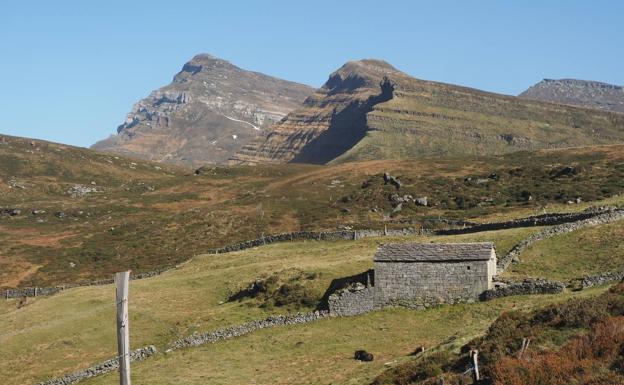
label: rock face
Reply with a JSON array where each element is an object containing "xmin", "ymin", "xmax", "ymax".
[
  {"xmin": 231, "ymin": 59, "xmax": 404, "ymax": 164},
  {"xmin": 92, "ymin": 54, "xmax": 313, "ymax": 166},
  {"xmin": 232, "ymin": 60, "xmax": 624, "ymax": 165},
  {"xmin": 519, "ymin": 79, "xmax": 624, "ymax": 114}
]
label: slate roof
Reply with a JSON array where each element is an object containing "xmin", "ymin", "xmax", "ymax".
[{"xmin": 374, "ymin": 242, "xmax": 494, "ymax": 262}]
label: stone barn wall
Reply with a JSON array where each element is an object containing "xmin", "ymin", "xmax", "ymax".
[
  {"xmin": 328, "ymin": 286, "xmax": 374, "ymax": 316},
  {"xmin": 374, "ymin": 260, "xmax": 490, "ymax": 308}
]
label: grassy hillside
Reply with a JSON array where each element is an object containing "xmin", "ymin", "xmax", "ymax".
[
  {"xmin": 2, "ymin": 133, "xmax": 624, "ymax": 287},
  {"xmin": 505, "ymin": 218, "xmax": 624, "ymax": 280},
  {"xmin": 0, "ymin": 227, "xmax": 609, "ymax": 385}
]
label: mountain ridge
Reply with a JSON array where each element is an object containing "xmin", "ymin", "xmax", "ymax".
[{"xmin": 232, "ymin": 59, "xmax": 624, "ymax": 165}]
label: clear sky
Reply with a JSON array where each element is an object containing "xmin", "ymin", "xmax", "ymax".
[{"xmin": 2, "ymin": 0, "xmax": 623, "ymax": 147}]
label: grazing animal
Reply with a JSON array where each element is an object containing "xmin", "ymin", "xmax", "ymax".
[{"xmin": 354, "ymin": 350, "xmax": 374, "ymax": 362}]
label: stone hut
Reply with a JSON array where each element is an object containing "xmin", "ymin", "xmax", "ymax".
[
  {"xmin": 328, "ymin": 242, "xmax": 496, "ymax": 316},
  {"xmin": 373, "ymin": 242, "xmax": 496, "ymax": 308}
]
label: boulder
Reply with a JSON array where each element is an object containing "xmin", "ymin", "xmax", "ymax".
[{"xmin": 415, "ymin": 197, "xmax": 428, "ymax": 206}]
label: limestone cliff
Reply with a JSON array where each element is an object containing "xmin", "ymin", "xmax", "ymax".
[{"xmin": 92, "ymin": 54, "xmax": 313, "ymax": 166}]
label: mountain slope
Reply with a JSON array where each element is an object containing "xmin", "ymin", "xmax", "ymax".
[
  {"xmin": 232, "ymin": 60, "xmax": 624, "ymax": 165},
  {"xmin": 92, "ymin": 54, "xmax": 313, "ymax": 166},
  {"xmin": 519, "ymin": 78, "xmax": 624, "ymax": 113},
  {"xmin": 4, "ymin": 132, "xmax": 624, "ymax": 288}
]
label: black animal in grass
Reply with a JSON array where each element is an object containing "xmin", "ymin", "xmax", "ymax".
[{"xmin": 354, "ymin": 350, "xmax": 374, "ymax": 362}]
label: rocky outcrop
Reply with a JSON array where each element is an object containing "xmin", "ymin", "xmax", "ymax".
[
  {"xmin": 520, "ymin": 78, "xmax": 624, "ymax": 113},
  {"xmin": 231, "ymin": 59, "xmax": 402, "ymax": 164},
  {"xmin": 232, "ymin": 60, "xmax": 624, "ymax": 165},
  {"xmin": 92, "ymin": 54, "xmax": 313, "ymax": 166}
]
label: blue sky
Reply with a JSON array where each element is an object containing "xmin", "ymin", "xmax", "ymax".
[{"xmin": 1, "ymin": 0, "xmax": 623, "ymax": 147}]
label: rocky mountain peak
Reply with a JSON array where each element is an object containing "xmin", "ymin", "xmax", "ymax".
[
  {"xmin": 174, "ymin": 54, "xmax": 239, "ymax": 81},
  {"xmin": 520, "ymin": 78, "xmax": 624, "ymax": 113},
  {"xmin": 92, "ymin": 54, "xmax": 313, "ymax": 166},
  {"xmin": 324, "ymin": 59, "xmax": 401, "ymax": 93}
]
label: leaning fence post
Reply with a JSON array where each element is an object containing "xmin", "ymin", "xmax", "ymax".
[
  {"xmin": 471, "ymin": 349, "xmax": 480, "ymax": 381},
  {"xmin": 115, "ymin": 271, "xmax": 131, "ymax": 385}
]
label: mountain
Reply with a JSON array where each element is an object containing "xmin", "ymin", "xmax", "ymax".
[
  {"xmin": 92, "ymin": 54, "xmax": 313, "ymax": 166},
  {"xmin": 519, "ymin": 78, "xmax": 624, "ymax": 113},
  {"xmin": 232, "ymin": 60, "xmax": 624, "ymax": 165}
]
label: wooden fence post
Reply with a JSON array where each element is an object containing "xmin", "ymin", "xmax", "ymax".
[
  {"xmin": 471, "ymin": 349, "xmax": 480, "ymax": 381},
  {"xmin": 115, "ymin": 271, "xmax": 131, "ymax": 385}
]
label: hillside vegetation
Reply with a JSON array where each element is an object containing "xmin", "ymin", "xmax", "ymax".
[
  {"xmin": 2, "ymin": 133, "xmax": 624, "ymax": 288},
  {"xmin": 372, "ymin": 283, "xmax": 624, "ymax": 385},
  {"xmin": 0, "ymin": 226, "xmax": 613, "ymax": 385}
]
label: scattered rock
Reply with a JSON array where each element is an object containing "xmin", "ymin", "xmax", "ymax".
[
  {"xmin": 392, "ymin": 203, "xmax": 403, "ymax": 213},
  {"xmin": 354, "ymin": 350, "xmax": 374, "ymax": 362},
  {"xmin": 1, "ymin": 208, "xmax": 21, "ymax": 217},
  {"xmin": 32, "ymin": 209, "xmax": 46, "ymax": 215},
  {"xmin": 340, "ymin": 208, "xmax": 351, "ymax": 213},
  {"xmin": 553, "ymin": 165, "xmax": 578, "ymax": 178},
  {"xmin": 67, "ymin": 185, "xmax": 99, "ymax": 198},
  {"xmin": 55, "ymin": 211, "xmax": 65, "ymax": 219},
  {"xmin": 415, "ymin": 197, "xmax": 428, "ymax": 206},
  {"xmin": 8, "ymin": 180, "xmax": 26, "ymax": 189},
  {"xmin": 383, "ymin": 172, "xmax": 401, "ymax": 190}
]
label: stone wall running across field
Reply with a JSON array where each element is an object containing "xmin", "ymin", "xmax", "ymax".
[
  {"xmin": 497, "ymin": 208, "xmax": 624, "ymax": 273},
  {"xmin": 36, "ymin": 345, "xmax": 156, "ymax": 385},
  {"xmin": 3, "ymin": 269, "xmax": 167, "ymax": 300},
  {"xmin": 480, "ymin": 279, "xmax": 565, "ymax": 300},
  {"xmin": 206, "ymin": 228, "xmax": 420, "ymax": 254},
  {"xmin": 576, "ymin": 271, "xmax": 624, "ymax": 289},
  {"xmin": 169, "ymin": 311, "xmax": 330, "ymax": 350},
  {"xmin": 435, "ymin": 208, "xmax": 619, "ymax": 236}
]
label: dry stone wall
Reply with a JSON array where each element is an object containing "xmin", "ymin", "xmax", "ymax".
[
  {"xmin": 3, "ymin": 269, "xmax": 167, "ymax": 300},
  {"xmin": 36, "ymin": 345, "xmax": 156, "ymax": 385},
  {"xmin": 328, "ymin": 286, "xmax": 374, "ymax": 316},
  {"xmin": 435, "ymin": 208, "xmax": 618, "ymax": 236},
  {"xmin": 576, "ymin": 271, "xmax": 624, "ymax": 289},
  {"xmin": 480, "ymin": 279, "xmax": 565, "ymax": 300},
  {"xmin": 170, "ymin": 311, "xmax": 329, "ymax": 350},
  {"xmin": 207, "ymin": 228, "xmax": 418, "ymax": 254},
  {"xmin": 497, "ymin": 208, "xmax": 624, "ymax": 273}
]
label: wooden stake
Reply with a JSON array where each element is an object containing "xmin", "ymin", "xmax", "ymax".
[{"xmin": 115, "ymin": 271, "xmax": 131, "ymax": 385}]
